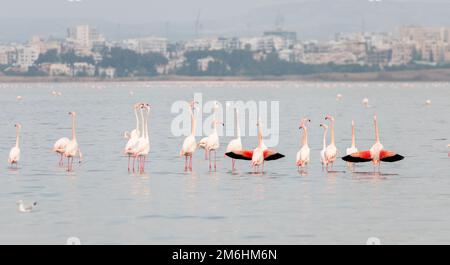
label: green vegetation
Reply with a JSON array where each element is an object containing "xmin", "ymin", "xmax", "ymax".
[
  {"xmin": 176, "ymin": 50, "xmax": 379, "ymax": 76},
  {"xmin": 99, "ymin": 47, "xmax": 168, "ymax": 77}
]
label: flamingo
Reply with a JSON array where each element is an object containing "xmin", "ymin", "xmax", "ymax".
[
  {"xmin": 324, "ymin": 115, "xmax": 338, "ymax": 171},
  {"xmin": 8, "ymin": 123, "xmax": 21, "ymax": 168},
  {"xmin": 134, "ymin": 103, "xmax": 151, "ymax": 173},
  {"xmin": 64, "ymin": 112, "xmax": 81, "ymax": 171},
  {"xmin": 342, "ymin": 115, "xmax": 404, "ymax": 172},
  {"xmin": 362, "ymin": 98, "xmax": 369, "ymax": 108},
  {"xmin": 225, "ymin": 108, "xmax": 242, "ymax": 171},
  {"xmin": 198, "ymin": 101, "xmax": 219, "ymax": 160},
  {"xmin": 319, "ymin": 123, "xmax": 328, "ymax": 170},
  {"xmin": 53, "ymin": 137, "xmax": 70, "ymax": 166},
  {"xmin": 124, "ymin": 103, "xmax": 142, "ymax": 172},
  {"xmin": 198, "ymin": 137, "xmax": 209, "ymax": 160},
  {"xmin": 205, "ymin": 120, "xmax": 224, "ymax": 171},
  {"xmin": 180, "ymin": 101, "xmax": 198, "ymax": 171},
  {"xmin": 225, "ymin": 120, "xmax": 284, "ymax": 173},
  {"xmin": 296, "ymin": 118, "xmax": 311, "ymax": 171}
]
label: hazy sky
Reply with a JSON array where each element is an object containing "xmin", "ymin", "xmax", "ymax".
[
  {"xmin": 0, "ymin": 0, "xmax": 299, "ymax": 22},
  {"xmin": 1, "ymin": 0, "xmax": 440, "ymax": 23}
]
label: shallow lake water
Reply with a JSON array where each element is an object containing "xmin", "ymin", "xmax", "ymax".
[{"xmin": 0, "ymin": 81, "xmax": 449, "ymax": 244}]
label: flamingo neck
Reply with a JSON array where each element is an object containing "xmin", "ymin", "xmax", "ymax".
[
  {"xmin": 15, "ymin": 128, "xmax": 20, "ymax": 148},
  {"xmin": 134, "ymin": 107, "xmax": 139, "ymax": 134},
  {"xmin": 322, "ymin": 127, "xmax": 328, "ymax": 149},
  {"xmin": 257, "ymin": 124, "xmax": 263, "ymax": 147},
  {"xmin": 301, "ymin": 126, "xmax": 308, "ymax": 146},
  {"xmin": 139, "ymin": 108, "xmax": 145, "ymax": 138},
  {"xmin": 351, "ymin": 123, "xmax": 356, "ymax": 147},
  {"xmin": 71, "ymin": 115, "xmax": 76, "ymax": 140},
  {"xmin": 330, "ymin": 120, "xmax": 335, "ymax": 145},
  {"xmin": 191, "ymin": 108, "xmax": 196, "ymax": 136},
  {"xmin": 144, "ymin": 109, "xmax": 149, "ymax": 140},
  {"xmin": 235, "ymin": 110, "xmax": 241, "ymax": 138},
  {"xmin": 374, "ymin": 118, "xmax": 380, "ymax": 143}
]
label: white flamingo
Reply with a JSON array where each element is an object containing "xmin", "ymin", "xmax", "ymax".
[
  {"xmin": 198, "ymin": 137, "xmax": 209, "ymax": 159},
  {"xmin": 180, "ymin": 101, "xmax": 198, "ymax": 171},
  {"xmin": 8, "ymin": 123, "xmax": 21, "ymax": 168},
  {"xmin": 53, "ymin": 137, "xmax": 70, "ymax": 166},
  {"xmin": 124, "ymin": 103, "xmax": 142, "ymax": 172},
  {"xmin": 63, "ymin": 112, "xmax": 80, "ymax": 171},
  {"xmin": 135, "ymin": 104, "xmax": 151, "ymax": 173},
  {"xmin": 324, "ymin": 115, "xmax": 338, "ymax": 171},
  {"xmin": 225, "ymin": 108, "xmax": 242, "ymax": 171},
  {"xmin": 320, "ymin": 123, "xmax": 328, "ymax": 170},
  {"xmin": 205, "ymin": 120, "xmax": 224, "ymax": 171},
  {"xmin": 198, "ymin": 101, "xmax": 219, "ymax": 160},
  {"xmin": 296, "ymin": 118, "xmax": 310, "ymax": 171}
]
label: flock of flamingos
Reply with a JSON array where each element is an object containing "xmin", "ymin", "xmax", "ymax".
[
  {"xmin": 120, "ymin": 100, "xmax": 405, "ymax": 174},
  {"xmin": 8, "ymin": 95, "xmax": 450, "ymax": 174}
]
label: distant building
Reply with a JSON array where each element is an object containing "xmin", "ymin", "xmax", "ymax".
[
  {"xmin": 16, "ymin": 45, "xmax": 40, "ymax": 69},
  {"xmin": 263, "ymin": 30, "xmax": 297, "ymax": 48},
  {"xmin": 197, "ymin": 56, "xmax": 215, "ymax": 72},
  {"xmin": 365, "ymin": 48, "xmax": 392, "ymax": 67},
  {"xmin": 67, "ymin": 25, "xmax": 105, "ymax": 55},
  {"xmin": 122, "ymin": 37, "xmax": 168, "ymax": 54},
  {"xmin": 73, "ymin": 62, "xmax": 96, "ymax": 76},
  {"xmin": 390, "ymin": 42, "xmax": 415, "ymax": 65},
  {"xmin": 98, "ymin": 67, "xmax": 116, "ymax": 78}
]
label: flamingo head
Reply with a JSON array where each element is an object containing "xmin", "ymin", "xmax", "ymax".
[
  {"xmin": 256, "ymin": 118, "xmax": 263, "ymax": 127},
  {"xmin": 68, "ymin": 111, "xmax": 76, "ymax": 117},
  {"xmin": 373, "ymin": 115, "xmax": 377, "ymax": 121},
  {"xmin": 14, "ymin": 123, "xmax": 22, "ymax": 129},
  {"xmin": 320, "ymin": 123, "xmax": 328, "ymax": 129},
  {"xmin": 299, "ymin": 118, "xmax": 310, "ymax": 129},
  {"xmin": 189, "ymin": 101, "xmax": 198, "ymax": 110},
  {"xmin": 325, "ymin": 115, "xmax": 334, "ymax": 121},
  {"xmin": 144, "ymin": 103, "xmax": 151, "ymax": 110},
  {"xmin": 351, "ymin": 120, "xmax": 355, "ymax": 126},
  {"xmin": 212, "ymin": 120, "xmax": 224, "ymax": 127}
]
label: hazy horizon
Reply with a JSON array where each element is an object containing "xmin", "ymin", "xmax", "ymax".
[{"xmin": 1, "ymin": 0, "xmax": 450, "ymax": 42}]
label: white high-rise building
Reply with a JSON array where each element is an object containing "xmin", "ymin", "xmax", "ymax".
[
  {"xmin": 67, "ymin": 25, "xmax": 104, "ymax": 55},
  {"xmin": 123, "ymin": 37, "xmax": 168, "ymax": 54},
  {"xmin": 16, "ymin": 45, "xmax": 40, "ymax": 68}
]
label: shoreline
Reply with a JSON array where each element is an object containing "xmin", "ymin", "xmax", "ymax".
[{"xmin": 1, "ymin": 69, "xmax": 450, "ymax": 83}]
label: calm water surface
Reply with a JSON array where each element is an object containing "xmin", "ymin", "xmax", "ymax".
[{"xmin": 0, "ymin": 81, "xmax": 449, "ymax": 244}]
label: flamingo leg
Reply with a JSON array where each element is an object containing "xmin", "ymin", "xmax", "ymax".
[
  {"xmin": 189, "ymin": 155, "xmax": 193, "ymax": 171},
  {"xmin": 214, "ymin": 150, "xmax": 217, "ymax": 170},
  {"xmin": 208, "ymin": 150, "xmax": 212, "ymax": 170},
  {"xmin": 128, "ymin": 155, "xmax": 131, "ymax": 172},
  {"xmin": 184, "ymin": 156, "xmax": 188, "ymax": 171}
]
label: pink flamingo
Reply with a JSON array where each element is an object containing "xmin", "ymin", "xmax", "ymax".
[
  {"xmin": 225, "ymin": 120, "xmax": 284, "ymax": 173},
  {"xmin": 342, "ymin": 115, "xmax": 404, "ymax": 172},
  {"xmin": 180, "ymin": 101, "xmax": 198, "ymax": 171}
]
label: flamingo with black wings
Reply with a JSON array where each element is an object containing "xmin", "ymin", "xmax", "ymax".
[
  {"xmin": 342, "ymin": 115, "xmax": 404, "ymax": 171},
  {"xmin": 225, "ymin": 120, "xmax": 284, "ymax": 173}
]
